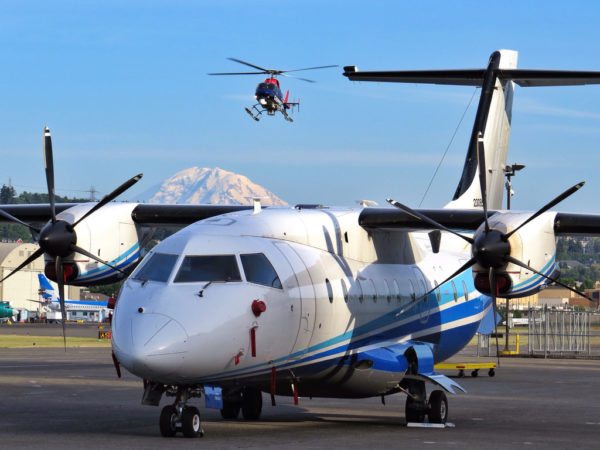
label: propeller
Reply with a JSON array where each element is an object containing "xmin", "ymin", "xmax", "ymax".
[
  {"xmin": 388, "ymin": 130, "xmax": 590, "ymax": 355},
  {"xmin": 0, "ymin": 127, "xmax": 143, "ymax": 350},
  {"xmin": 208, "ymin": 58, "xmax": 338, "ymax": 83}
]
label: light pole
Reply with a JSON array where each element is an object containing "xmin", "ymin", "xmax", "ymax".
[{"xmin": 503, "ymin": 163, "xmax": 525, "ymax": 350}]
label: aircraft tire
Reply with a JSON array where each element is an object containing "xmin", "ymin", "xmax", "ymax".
[
  {"xmin": 428, "ymin": 390, "xmax": 448, "ymax": 424},
  {"xmin": 241, "ymin": 387, "xmax": 262, "ymax": 420},
  {"xmin": 159, "ymin": 405, "xmax": 178, "ymax": 437},
  {"xmin": 405, "ymin": 395, "xmax": 426, "ymax": 423},
  {"xmin": 220, "ymin": 401, "xmax": 241, "ymax": 420},
  {"xmin": 182, "ymin": 406, "xmax": 203, "ymax": 438}
]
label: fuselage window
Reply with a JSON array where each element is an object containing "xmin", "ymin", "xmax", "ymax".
[
  {"xmin": 462, "ymin": 280, "xmax": 469, "ymax": 301},
  {"xmin": 131, "ymin": 252, "xmax": 179, "ymax": 283},
  {"xmin": 174, "ymin": 255, "xmax": 241, "ymax": 283},
  {"xmin": 434, "ymin": 280, "xmax": 441, "ymax": 303},
  {"xmin": 240, "ymin": 253, "xmax": 282, "ymax": 289},
  {"xmin": 341, "ymin": 279, "xmax": 349, "ymax": 303},
  {"xmin": 325, "ymin": 278, "xmax": 333, "ymax": 303},
  {"xmin": 384, "ymin": 279, "xmax": 392, "ymax": 303},
  {"xmin": 369, "ymin": 280, "xmax": 377, "ymax": 303},
  {"xmin": 392, "ymin": 279, "xmax": 401, "ymax": 303},
  {"xmin": 409, "ymin": 279, "xmax": 416, "ymax": 303},
  {"xmin": 451, "ymin": 281, "xmax": 458, "ymax": 302}
]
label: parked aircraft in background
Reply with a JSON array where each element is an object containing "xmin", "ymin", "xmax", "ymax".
[
  {"xmin": 33, "ymin": 274, "xmax": 110, "ymax": 321},
  {"xmin": 0, "ymin": 301, "xmax": 15, "ymax": 321},
  {"xmin": 1, "ymin": 50, "xmax": 600, "ymax": 438}
]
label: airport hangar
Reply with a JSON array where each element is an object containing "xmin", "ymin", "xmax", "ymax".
[{"xmin": 0, "ymin": 242, "xmax": 109, "ymax": 322}]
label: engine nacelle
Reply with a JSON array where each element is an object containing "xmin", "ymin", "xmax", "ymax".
[
  {"xmin": 44, "ymin": 203, "xmax": 144, "ymax": 286},
  {"xmin": 472, "ymin": 211, "xmax": 559, "ymax": 298}
]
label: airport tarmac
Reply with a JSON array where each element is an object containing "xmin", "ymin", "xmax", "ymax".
[{"xmin": 1, "ymin": 346, "xmax": 599, "ymax": 449}]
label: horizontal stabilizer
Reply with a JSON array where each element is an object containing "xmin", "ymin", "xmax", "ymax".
[{"xmin": 343, "ymin": 67, "xmax": 600, "ymax": 87}]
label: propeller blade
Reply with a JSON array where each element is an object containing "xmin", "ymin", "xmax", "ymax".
[
  {"xmin": 71, "ymin": 174, "xmax": 143, "ymax": 228},
  {"xmin": 0, "ymin": 248, "xmax": 45, "ymax": 284},
  {"xmin": 489, "ymin": 268, "xmax": 500, "ymax": 365},
  {"xmin": 227, "ymin": 58, "xmax": 271, "ymax": 72},
  {"xmin": 208, "ymin": 71, "xmax": 268, "ymax": 76},
  {"xmin": 476, "ymin": 132, "xmax": 490, "ymax": 232},
  {"xmin": 280, "ymin": 73, "xmax": 316, "ymax": 83},
  {"xmin": 396, "ymin": 257, "xmax": 477, "ymax": 317},
  {"xmin": 56, "ymin": 256, "xmax": 67, "ymax": 351},
  {"xmin": 70, "ymin": 244, "xmax": 125, "ymax": 275},
  {"xmin": 43, "ymin": 127, "xmax": 57, "ymax": 224},
  {"xmin": 506, "ymin": 256, "xmax": 593, "ymax": 301},
  {"xmin": 282, "ymin": 65, "xmax": 339, "ymax": 73},
  {"xmin": 505, "ymin": 181, "xmax": 585, "ymax": 239},
  {"xmin": 0, "ymin": 208, "xmax": 40, "ymax": 233},
  {"xmin": 386, "ymin": 198, "xmax": 474, "ymax": 245}
]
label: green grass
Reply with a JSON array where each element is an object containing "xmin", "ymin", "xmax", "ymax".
[{"xmin": 0, "ymin": 334, "xmax": 112, "ymax": 348}]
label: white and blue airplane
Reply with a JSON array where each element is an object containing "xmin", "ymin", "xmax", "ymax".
[
  {"xmin": 1, "ymin": 49, "xmax": 600, "ymax": 438},
  {"xmin": 35, "ymin": 274, "xmax": 111, "ymax": 320}
]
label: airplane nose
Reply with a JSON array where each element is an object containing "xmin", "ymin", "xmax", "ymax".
[{"xmin": 113, "ymin": 312, "xmax": 189, "ymax": 379}]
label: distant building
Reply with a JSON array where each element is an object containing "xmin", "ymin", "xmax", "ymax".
[
  {"xmin": 499, "ymin": 285, "xmax": 599, "ymax": 311},
  {"xmin": 0, "ymin": 242, "xmax": 81, "ymax": 315},
  {"xmin": 559, "ymin": 260, "xmax": 584, "ymax": 269}
]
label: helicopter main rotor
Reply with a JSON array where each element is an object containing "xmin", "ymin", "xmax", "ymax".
[{"xmin": 208, "ymin": 58, "xmax": 337, "ymax": 83}]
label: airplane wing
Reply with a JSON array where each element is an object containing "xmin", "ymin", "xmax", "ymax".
[
  {"xmin": 359, "ymin": 208, "xmax": 600, "ymax": 236},
  {"xmin": 3, "ymin": 203, "xmax": 600, "ymax": 235},
  {"xmin": 0, "ymin": 203, "xmax": 255, "ymax": 227}
]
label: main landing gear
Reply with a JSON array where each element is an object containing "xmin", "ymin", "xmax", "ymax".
[
  {"xmin": 159, "ymin": 387, "xmax": 204, "ymax": 438},
  {"xmin": 220, "ymin": 387, "xmax": 263, "ymax": 420},
  {"xmin": 404, "ymin": 380, "xmax": 448, "ymax": 425}
]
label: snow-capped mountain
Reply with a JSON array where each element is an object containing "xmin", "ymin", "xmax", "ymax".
[{"xmin": 134, "ymin": 167, "xmax": 287, "ymax": 206}]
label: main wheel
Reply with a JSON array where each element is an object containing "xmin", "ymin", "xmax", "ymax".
[
  {"xmin": 241, "ymin": 387, "xmax": 262, "ymax": 420},
  {"xmin": 182, "ymin": 406, "xmax": 203, "ymax": 438},
  {"xmin": 220, "ymin": 400, "xmax": 241, "ymax": 420},
  {"xmin": 159, "ymin": 405, "xmax": 178, "ymax": 437},
  {"xmin": 428, "ymin": 390, "xmax": 448, "ymax": 424},
  {"xmin": 405, "ymin": 395, "xmax": 426, "ymax": 423}
]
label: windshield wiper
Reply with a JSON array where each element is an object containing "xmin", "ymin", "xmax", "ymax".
[{"xmin": 198, "ymin": 281, "xmax": 213, "ymax": 297}]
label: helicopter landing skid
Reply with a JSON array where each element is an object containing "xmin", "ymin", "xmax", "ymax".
[{"xmin": 245, "ymin": 106, "xmax": 261, "ymax": 121}]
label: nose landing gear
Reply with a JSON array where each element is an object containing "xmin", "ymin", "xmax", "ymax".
[{"xmin": 159, "ymin": 387, "xmax": 204, "ymax": 438}]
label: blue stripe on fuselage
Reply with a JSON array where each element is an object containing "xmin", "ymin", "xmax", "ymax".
[{"xmin": 77, "ymin": 243, "xmax": 140, "ymax": 282}]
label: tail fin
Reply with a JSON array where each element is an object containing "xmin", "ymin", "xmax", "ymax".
[
  {"xmin": 446, "ymin": 50, "xmax": 518, "ymax": 210},
  {"xmin": 38, "ymin": 273, "xmax": 58, "ymax": 301},
  {"xmin": 343, "ymin": 49, "xmax": 600, "ymax": 210},
  {"xmin": 284, "ymin": 90, "xmax": 289, "ymax": 105}
]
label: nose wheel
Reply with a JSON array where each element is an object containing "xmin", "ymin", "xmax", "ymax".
[
  {"xmin": 159, "ymin": 404, "xmax": 204, "ymax": 438},
  {"xmin": 159, "ymin": 388, "xmax": 204, "ymax": 438}
]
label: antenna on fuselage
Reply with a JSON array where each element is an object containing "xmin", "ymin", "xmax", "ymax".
[{"xmin": 250, "ymin": 197, "xmax": 267, "ymax": 214}]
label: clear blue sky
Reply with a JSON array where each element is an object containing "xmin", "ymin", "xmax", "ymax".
[{"xmin": 2, "ymin": 1, "xmax": 600, "ymax": 212}]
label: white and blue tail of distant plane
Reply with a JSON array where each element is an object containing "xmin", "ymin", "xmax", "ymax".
[
  {"xmin": 38, "ymin": 273, "xmax": 109, "ymax": 313},
  {"xmin": 38, "ymin": 273, "xmax": 59, "ymax": 302}
]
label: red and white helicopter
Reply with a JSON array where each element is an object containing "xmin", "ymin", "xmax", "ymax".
[
  {"xmin": 1, "ymin": 49, "xmax": 600, "ymax": 438},
  {"xmin": 209, "ymin": 58, "xmax": 337, "ymax": 122}
]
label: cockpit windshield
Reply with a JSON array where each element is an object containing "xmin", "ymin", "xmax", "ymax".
[
  {"xmin": 174, "ymin": 255, "xmax": 242, "ymax": 283},
  {"xmin": 131, "ymin": 253, "xmax": 178, "ymax": 283},
  {"xmin": 257, "ymin": 82, "xmax": 273, "ymax": 91},
  {"xmin": 240, "ymin": 253, "xmax": 282, "ymax": 289}
]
